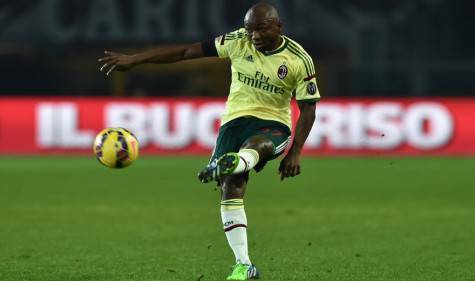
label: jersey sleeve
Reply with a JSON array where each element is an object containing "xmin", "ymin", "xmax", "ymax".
[
  {"xmin": 214, "ymin": 28, "xmax": 248, "ymax": 59},
  {"xmin": 294, "ymin": 58, "xmax": 320, "ymax": 102}
]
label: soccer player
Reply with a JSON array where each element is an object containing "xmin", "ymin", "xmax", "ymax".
[{"xmin": 99, "ymin": 3, "xmax": 319, "ymax": 280}]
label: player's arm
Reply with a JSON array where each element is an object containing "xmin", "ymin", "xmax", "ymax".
[
  {"xmin": 279, "ymin": 101, "xmax": 316, "ymax": 180},
  {"xmin": 98, "ymin": 40, "xmax": 218, "ymax": 76},
  {"xmin": 279, "ymin": 53, "xmax": 320, "ymax": 180}
]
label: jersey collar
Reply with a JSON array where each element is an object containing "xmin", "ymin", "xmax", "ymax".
[{"xmin": 263, "ymin": 36, "xmax": 288, "ymax": 56}]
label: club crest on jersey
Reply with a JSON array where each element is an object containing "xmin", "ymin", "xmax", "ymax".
[
  {"xmin": 277, "ymin": 65, "xmax": 288, "ymax": 79},
  {"xmin": 307, "ymin": 82, "xmax": 317, "ymax": 95}
]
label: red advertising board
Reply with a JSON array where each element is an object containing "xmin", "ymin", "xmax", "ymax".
[{"xmin": 0, "ymin": 97, "xmax": 474, "ymax": 155}]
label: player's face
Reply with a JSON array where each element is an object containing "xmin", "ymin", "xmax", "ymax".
[{"xmin": 244, "ymin": 19, "xmax": 282, "ymax": 52}]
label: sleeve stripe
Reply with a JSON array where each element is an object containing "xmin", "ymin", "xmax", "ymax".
[
  {"xmin": 288, "ymin": 41, "xmax": 315, "ymax": 74},
  {"xmin": 287, "ymin": 44, "xmax": 314, "ymax": 76},
  {"xmin": 287, "ymin": 43, "xmax": 311, "ymax": 70},
  {"xmin": 287, "ymin": 45, "xmax": 311, "ymax": 77},
  {"xmin": 225, "ymin": 32, "xmax": 247, "ymax": 40},
  {"xmin": 289, "ymin": 44, "xmax": 315, "ymax": 75},
  {"xmin": 287, "ymin": 42, "xmax": 315, "ymax": 75},
  {"xmin": 220, "ymin": 35, "xmax": 226, "ymax": 45}
]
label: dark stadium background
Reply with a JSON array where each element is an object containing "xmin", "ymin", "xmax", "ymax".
[
  {"xmin": 1, "ymin": 0, "xmax": 473, "ymax": 97},
  {"xmin": 0, "ymin": 1, "xmax": 474, "ymax": 281}
]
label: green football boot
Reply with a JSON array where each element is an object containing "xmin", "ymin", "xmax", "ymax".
[
  {"xmin": 226, "ymin": 263, "xmax": 260, "ymax": 281},
  {"xmin": 198, "ymin": 152, "xmax": 239, "ymax": 183}
]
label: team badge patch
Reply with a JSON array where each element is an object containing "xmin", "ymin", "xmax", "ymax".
[
  {"xmin": 307, "ymin": 82, "xmax": 317, "ymax": 95},
  {"xmin": 277, "ymin": 65, "xmax": 288, "ymax": 79}
]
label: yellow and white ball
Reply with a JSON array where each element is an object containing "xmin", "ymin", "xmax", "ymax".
[{"xmin": 93, "ymin": 128, "xmax": 139, "ymax": 168}]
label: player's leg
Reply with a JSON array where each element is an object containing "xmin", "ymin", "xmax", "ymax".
[
  {"xmin": 220, "ymin": 174, "xmax": 260, "ymax": 280},
  {"xmin": 220, "ymin": 174, "xmax": 249, "ymax": 264},
  {"xmin": 198, "ymin": 120, "xmax": 242, "ymax": 183},
  {"xmin": 199, "ymin": 135, "xmax": 275, "ymax": 182},
  {"xmin": 196, "ymin": 118, "xmax": 260, "ymax": 279},
  {"xmin": 199, "ymin": 117, "xmax": 290, "ymax": 183},
  {"xmin": 223, "ymin": 135, "xmax": 275, "ymax": 175},
  {"xmin": 219, "ymin": 124, "xmax": 290, "ymax": 279},
  {"xmin": 217, "ymin": 126, "xmax": 291, "ymax": 177}
]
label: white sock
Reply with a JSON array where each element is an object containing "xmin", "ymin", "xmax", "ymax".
[
  {"xmin": 232, "ymin": 149, "xmax": 259, "ymax": 174},
  {"xmin": 221, "ymin": 199, "xmax": 251, "ymax": 265}
]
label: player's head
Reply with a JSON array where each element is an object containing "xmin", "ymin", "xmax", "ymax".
[{"xmin": 244, "ymin": 2, "xmax": 282, "ymax": 52}]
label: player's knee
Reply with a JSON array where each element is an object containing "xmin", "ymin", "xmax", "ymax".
[{"xmin": 241, "ymin": 135, "xmax": 274, "ymax": 158}]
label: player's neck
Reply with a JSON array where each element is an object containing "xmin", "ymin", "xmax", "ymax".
[{"xmin": 267, "ymin": 36, "xmax": 284, "ymax": 52}]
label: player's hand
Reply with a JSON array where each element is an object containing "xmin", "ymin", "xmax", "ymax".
[
  {"xmin": 278, "ymin": 151, "xmax": 301, "ymax": 180},
  {"xmin": 98, "ymin": 51, "xmax": 137, "ymax": 76}
]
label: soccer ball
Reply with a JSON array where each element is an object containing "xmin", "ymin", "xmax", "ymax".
[{"xmin": 93, "ymin": 127, "xmax": 139, "ymax": 168}]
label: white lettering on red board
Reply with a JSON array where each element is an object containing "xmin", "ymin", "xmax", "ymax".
[
  {"xmin": 37, "ymin": 103, "xmax": 94, "ymax": 148},
  {"xmin": 36, "ymin": 101, "xmax": 454, "ymax": 151},
  {"xmin": 308, "ymin": 102, "xmax": 453, "ymax": 150}
]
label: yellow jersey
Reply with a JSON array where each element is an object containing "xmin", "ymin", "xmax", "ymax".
[{"xmin": 215, "ymin": 28, "xmax": 320, "ymax": 129}]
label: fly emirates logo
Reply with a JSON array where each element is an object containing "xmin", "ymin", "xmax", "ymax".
[{"xmin": 237, "ymin": 71, "xmax": 285, "ymax": 95}]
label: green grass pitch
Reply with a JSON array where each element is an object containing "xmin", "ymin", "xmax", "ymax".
[{"xmin": 0, "ymin": 156, "xmax": 474, "ymax": 281}]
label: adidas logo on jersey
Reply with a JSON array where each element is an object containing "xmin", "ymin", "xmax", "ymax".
[{"xmin": 245, "ymin": 55, "xmax": 254, "ymax": 62}]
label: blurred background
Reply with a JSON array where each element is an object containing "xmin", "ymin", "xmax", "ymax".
[{"xmin": 1, "ymin": 0, "xmax": 473, "ymax": 98}]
